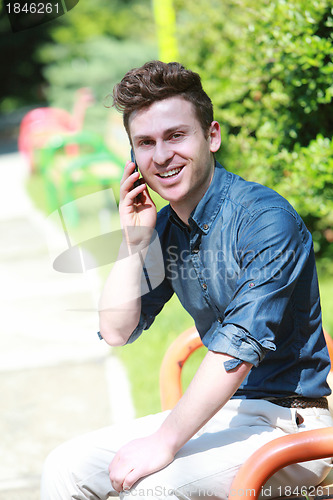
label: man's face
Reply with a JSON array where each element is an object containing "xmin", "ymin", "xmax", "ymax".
[{"xmin": 128, "ymin": 96, "xmax": 221, "ymax": 215}]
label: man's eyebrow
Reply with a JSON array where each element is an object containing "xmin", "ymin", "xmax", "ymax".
[
  {"xmin": 133, "ymin": 125, "xmax": 192, "ymax": 142},
  {"xmin": 164, "ymin": 125, "xmax": 192, "ymax": 135},
  {"xmin": 133, "ymin": 134, "xmax": 152, "ymax": 142}
]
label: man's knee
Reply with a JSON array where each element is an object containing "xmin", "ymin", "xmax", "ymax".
[
  {"xmin": 41, "ymin": 433, "xmax": 116, "ymax": 500},
  {"xmin": 41, "ymin": 440, "xmax": 85, "ymax": 499}
]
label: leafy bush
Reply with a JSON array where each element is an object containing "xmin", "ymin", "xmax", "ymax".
[{"xmin": 177, "ymin": 0, "xmax": 333, "ymax": 259}]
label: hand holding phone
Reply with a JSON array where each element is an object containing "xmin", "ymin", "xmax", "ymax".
[{"xmin": 118, "ymin": 150, "xmax": 157, "ymax": 237}]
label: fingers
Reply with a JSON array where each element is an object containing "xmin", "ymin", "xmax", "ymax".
[
  {"xmin": 122, "ymin": 468, "xmax": 142, "ymax": 492},
  {"xmin": 108, "ymin": 444, "xmax": 144, "ymax": 493},
  {"xmin": 120, "ymin": 160, "xmax": 136, "ymax": 183},
  {"xmin": 120, "ymin": 161, "xmax": 138, "ymax": 195},
  {"xmin": 120, "ymin": 160, "xmax": 137, "ymax": 186},
  {"xmin": 108, "ymin": 435, "xmax": 174, "ymax": 494},
  {"xmin": 120, "ymin": 161, "xmax": 146, "ymax": 205},
  {"xmin": 109, "ymin": 467, "xmax": 142, "ymax": 493},
  {"xmin": 109, "ymin": 460, "xmax": 138, "ymax": 493},
  {"xmin": 128, "ymin": 181, "xmax": 147, "ymax": 204},
  {"xmin": 108, "ymin": 458, "xmax": 125, "ymax": 493}
]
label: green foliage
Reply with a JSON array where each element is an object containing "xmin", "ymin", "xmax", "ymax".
[
  {"xmin": 319, "ymin": 267, "xmax": 333, "ymax": 335},
  {"xmin": 273, "ymin": 135, "xmax": 333, "ymax": 255},
  {"xmin": 35, "ymin": 0, "xmax": 157, "ymax": 135},
  {"xmin": 49, "ymin": 0, "xmax": 155, "ymax": 44},
  {"xmin": 177, "ymin": 0, "xmax": 333, "ymax": 258},
  {"xmin": 38, "ymin": 36, "xmax": 157, "ymax": 135},
  {"xmin": 0, "ymin": 0, "xmax": 156, "ymax": 113}
]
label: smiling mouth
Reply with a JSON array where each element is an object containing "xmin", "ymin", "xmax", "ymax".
[{"xmin": 158, "ymin": 167, "xmax": 183, "ymax": 178}]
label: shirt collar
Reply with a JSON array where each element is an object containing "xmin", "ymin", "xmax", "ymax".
[{"xmin": 168, "ymin": 162, "xmax": 231, "ymax": 233}]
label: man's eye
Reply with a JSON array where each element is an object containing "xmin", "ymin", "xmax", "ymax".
[{"xmin": 170, "ymin": 133, "xmax": 183, "ymax": 140}]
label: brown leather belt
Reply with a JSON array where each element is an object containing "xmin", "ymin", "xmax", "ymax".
[{"xmin": 268, "ymin": 396, "xmax": 329, "ymax": 409}]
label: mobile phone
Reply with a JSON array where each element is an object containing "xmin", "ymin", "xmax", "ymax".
[
  {"xmin": 131, "ymin": 149, "xmax": 140, "ymax": 182},
  {"xmin": 130, "ymin": 149, "xmax": 143, "ymax": 200}
]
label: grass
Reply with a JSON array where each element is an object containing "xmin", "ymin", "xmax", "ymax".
[
  {"xmin": 116, "ymin": 294, "xmax": 206, "ymax": 417},
  {"xmin": 117, "ymin": 296, "xmax": 189, "ymax": 414},
  {"xmin": 319, "ymin": 276, "xmax": 333, "ymax": 336},
  {"xmin": 26, "ymin": 170, "xmax": 333, "ymax": 417}
]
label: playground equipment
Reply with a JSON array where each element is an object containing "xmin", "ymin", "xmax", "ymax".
[
  {"xmin": 40, "ymin": 130, "xmax": 123, "ymax": 224},
  {"xmin": 18, "ymin": 88, "xmax": 94, "ymax": 172}
]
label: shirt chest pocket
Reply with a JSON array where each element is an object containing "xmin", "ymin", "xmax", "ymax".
[{"xmin": 169, "ymin": 250, "xmax": 236, "ymax": 327}]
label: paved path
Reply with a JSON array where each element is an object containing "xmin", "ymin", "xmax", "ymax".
[{"xmin": 0, "ymin": 153, "xmax": 133, "ymax": 499}]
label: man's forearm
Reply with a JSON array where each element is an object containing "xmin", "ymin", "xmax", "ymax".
[
  {"xmin": 156, "ymin": 350, "xmax": 253, "ymax": 454},
  {"xmin": 108, "ymin": 350, "xmax": 253, "ymax": 492},
  {"xmin": 98, "ymin": 157, "xmax": 157, "ymax": 346},
  {"xmin": 98, "ymin": 241, "xmax": 145, "ymax": 345}
]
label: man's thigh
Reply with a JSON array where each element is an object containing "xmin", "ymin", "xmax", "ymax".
[
  {"xmin": 41, "ymin": 411, "xmax": 171, "ymax": 500},
  {"xmin": 125, "ymin": 401, "xmax": 332, "ymax": 500},
  {"xmin": 41, "ymin": 400, "xmax": 333, "ymax": 500}
]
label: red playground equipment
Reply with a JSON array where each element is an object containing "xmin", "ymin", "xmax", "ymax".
[{"xmin": 18, "ymin": 88, "xmax": 94, "ymax": 172}]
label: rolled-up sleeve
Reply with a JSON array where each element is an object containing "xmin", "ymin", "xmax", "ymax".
[
  {"xmin": 207, "ymin": 323, "xmax": 273, "ymax": 368},
  {"xmin": 206, "ymin": 207, "xmax": 312, "ymax": 369}
]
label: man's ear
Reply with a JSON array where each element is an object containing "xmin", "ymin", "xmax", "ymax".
[{"xmin": 209, "ymin": 121, "xmax": 222, "ymax": 153}]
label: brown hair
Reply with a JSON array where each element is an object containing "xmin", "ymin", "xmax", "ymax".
[{"xmin": 112, "ymin": 60, "xmax": 214, "ymax": 138}]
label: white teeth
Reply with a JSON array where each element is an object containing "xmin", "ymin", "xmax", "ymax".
[{"xmin": 159, "ymin": 167, "xmax": 182, "ymax": 178}]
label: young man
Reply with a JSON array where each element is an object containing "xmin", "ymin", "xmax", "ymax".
[{"xmin": 41, "ymin": 61, "xmax": 332, "ymax": 500}]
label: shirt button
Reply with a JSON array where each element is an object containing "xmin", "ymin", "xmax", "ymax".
[
  {"xmin": 203, "ymin": 224, "xmax": 209, "ymax": 230},
  {"xmin": 202, "ymin": 283, "xmax": 207, "ymax": 290},
  {"xmin": 217, "ymin": 317, "xmax": 223, "ymax": 324},
  {"xmin": 192, "ymin": 248, "xmax": 199, "ymax": 254}
]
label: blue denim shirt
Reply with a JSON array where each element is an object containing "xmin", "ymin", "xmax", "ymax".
[{"xmin": 128, "ymin": 162, "xmax": 331, "ymax": 399}]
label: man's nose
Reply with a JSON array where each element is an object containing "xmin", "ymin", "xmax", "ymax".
[{"xmin": 153, "ymin": 142, "xmax": 173, "ymax": 165}]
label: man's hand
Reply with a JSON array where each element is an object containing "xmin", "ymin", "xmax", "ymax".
[
  {"xmin": 119, "ymin": 161, "xmax": 157, "ymax": 248},
  {"xmin": 108, "ymin": 352, "xmax": 252, "ymax": 491},
  {"xmin": 109, "ymin": 432, "xmax": 175, "ymax": 492}
]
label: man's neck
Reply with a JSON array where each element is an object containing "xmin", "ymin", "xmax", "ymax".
[
  {"xmin": 170, "ymin": 167, "xmax": 215, "ymax": 226},
  {"xmin": 169, "ymin": 203, "xmax": 192, "ymax": 228}
]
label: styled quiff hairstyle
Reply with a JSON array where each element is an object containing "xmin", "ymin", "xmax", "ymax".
[{"xmin": 112, "ymin": 60, "xmax": 214, "ymax": 138}]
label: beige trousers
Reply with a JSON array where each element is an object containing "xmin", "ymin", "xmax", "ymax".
[{"xmin": 40, "ymin": 399, "xmax": 333, "ymax": 500}]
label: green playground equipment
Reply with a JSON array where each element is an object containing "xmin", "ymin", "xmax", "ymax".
[{"xmin": 40, "ymin": 130, "xmax": 124, "ymax": 224}]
